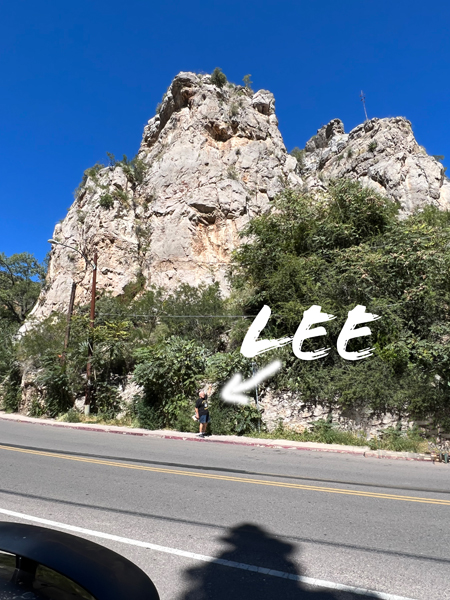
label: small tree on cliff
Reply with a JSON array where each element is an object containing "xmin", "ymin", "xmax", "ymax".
[{"xmin": 210, "ymin": 67, "xmax": 227, "ymax": 88}]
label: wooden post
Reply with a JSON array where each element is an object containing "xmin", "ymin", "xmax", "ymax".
[
  {"xmin": 84, "ymin": 252, "xmax": 98, "ymax": 415},
  {"xmin": 61, "ymin": 281, "xmax": 77, "ymax": 365}
]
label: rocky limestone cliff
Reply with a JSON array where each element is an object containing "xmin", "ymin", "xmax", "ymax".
[
  {"xmin": 27, "ymin": 71, "xmax": 301, "ymax": 323},
  {"xmin": 301, "ymin": 117, "xmax": 450, "ymax": 214},
  {"xmin": 27, "ymin": 72, "xmax": 450, "ymax": 324}
]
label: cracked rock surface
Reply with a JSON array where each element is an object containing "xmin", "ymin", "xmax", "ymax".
[
  {"xmin": 302, "ymin": 116, "xmax": 450, "ymax": 214},
  {"xmin": 27, "ymin": 74, "xmax": 450, "ymax": 325}
]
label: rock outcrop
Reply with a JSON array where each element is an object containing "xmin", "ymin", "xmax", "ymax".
[
  {"xmin": 301, "ymin": 117, "xmax": 450, "ymax": 214},
  {"xmin": 26, "ymin": 73, "xmax": 450, "ymax": 324},
  {"xmin": 27, "ymin": 72, "xmax": 301, "ymax": 322}
]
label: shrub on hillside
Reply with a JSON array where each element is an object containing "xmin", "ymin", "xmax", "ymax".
[
  {"xmin": 133, "ymin": 336, "xmax": 208, "ymax": 428},
  {"xmin": 230, "ymin": 179, "xmax": 450, "ymax": 426},
  {"xmin": 210, "ymin": 67, "xmax": 227, "ymax": 88}
]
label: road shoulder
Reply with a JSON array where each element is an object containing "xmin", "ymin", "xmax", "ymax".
[{"xmin": 0, "ymin": 410, "xmax": 433, "ymax": 462}]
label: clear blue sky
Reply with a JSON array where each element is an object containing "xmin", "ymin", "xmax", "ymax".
[{"xmin": 1, "ymin": 0, "xmax": 449, "ymax": 263}]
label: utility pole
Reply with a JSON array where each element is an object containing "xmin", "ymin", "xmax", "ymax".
[
  {"xmin": 85, "ymin": 251, "xmax": 98, "ymax": 416},
  {"xmin": 360, "ymin": 90, "xmax": 368, "ymax": 121},
  {"xmin": 48, "ymin": 239, "xmax": 97, "ymax": 415},
  {"xmin": 61, "ymin": 281, "xmax": 77, "ymax": 365}
]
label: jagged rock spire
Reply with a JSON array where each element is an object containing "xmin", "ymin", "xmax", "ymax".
[{"xmin": 25, "ymin": 73, "xmax": 450, "ymax": 325}]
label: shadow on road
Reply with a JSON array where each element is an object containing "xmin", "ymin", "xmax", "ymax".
[{"xmin": 178, "ymin": 523, "xmax": 381, "ymax": 600}]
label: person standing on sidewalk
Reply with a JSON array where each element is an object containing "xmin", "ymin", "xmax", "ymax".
[{"xmin": 195, "ymin": 391, "xmax": 210, "ymax": 438}]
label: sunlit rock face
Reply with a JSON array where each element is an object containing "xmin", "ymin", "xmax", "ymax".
[
  {"xmin": 302, "ymin": 116, "xmax": 450, "ymax": 215},
  {"xmin": 28, "ymin": 72, "xmax": 301, "ymax": 323},
  {"xmin": 27, "ymin": 74, "xmax": 449, "ymax": 325}
]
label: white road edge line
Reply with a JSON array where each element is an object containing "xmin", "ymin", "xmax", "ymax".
[{"xmin": 0, "ymin": 507, "xmax": 417, "ymax": 600}]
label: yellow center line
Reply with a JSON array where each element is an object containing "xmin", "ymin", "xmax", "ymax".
[{"xmin": 0, "ymin": 444, "xmax": 448, "ymax": 505}]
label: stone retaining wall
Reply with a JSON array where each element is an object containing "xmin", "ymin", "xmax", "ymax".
[{"xmin": 259, "ymin": 388, "xmax": 413, "ymax": 438}]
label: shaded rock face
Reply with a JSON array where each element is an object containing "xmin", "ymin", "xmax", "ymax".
[
  {"xmin": 28, "ymin": 72, "xmax": 301, "ymax": 322},
  {"xmin": 27, "ymin": 74, "xmax": 450, "ymax": 324},
  {"xmin": 302, "ymin": 117, "xmax": 450, "ymax": 214}
]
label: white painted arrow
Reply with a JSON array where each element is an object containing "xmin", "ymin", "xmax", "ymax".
[{"xmin": 220, "ymin": 360, "xmax": 282, "ymax": 405}]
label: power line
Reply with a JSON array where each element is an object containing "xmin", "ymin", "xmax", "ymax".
[
  {"xmin": 97, "ymin": 304, "xmax": 412, "ymax": 320},
  {"xmin": 96, "ymin": 313, "xmax": 257, "ymax": 319}
]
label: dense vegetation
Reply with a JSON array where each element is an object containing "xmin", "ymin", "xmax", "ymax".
[
  {"xmin": 2, "ymin": 179, "xmax": 450, "ymax": 443},
  {"xmin": 231, "ymin": 180, "xmax": 450, "ymax": 429},
  {"xmin": 0, "ymin": 275, "xmax": 258, "ymax": 433},
  {"xmin": 0, "ymin": 253, "xmax": 46, "ymax": 411}
]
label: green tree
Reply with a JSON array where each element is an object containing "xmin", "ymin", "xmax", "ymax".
[
  {"xmin": 205, "ymin": 351, "xmax": 260, "ymax": 435},
  {"xmin": 0, "ymin": 253, "xmax": 45, "ymax": 324},
  {"xmin": 210, "ymin": 67, "xmax": 227, "ymax": 88},
  {"xmin": 0, "ymin": 252, "xmax": 45, "ymax": 411},
  {"xmin": 159, "ymin": 282, "xmax": 231, "ymax": 350},
  {"xmin": 242, "ymin": 74, "xmax": 253, "ymax": 90},
  {"xmin": 0, "ymin": 322, "xmax": 16, "ymax": 373}
]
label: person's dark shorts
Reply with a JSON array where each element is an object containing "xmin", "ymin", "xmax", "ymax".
[{"xmin": 199, "ymin": 414, "xmax": 210, "ymax": 424}]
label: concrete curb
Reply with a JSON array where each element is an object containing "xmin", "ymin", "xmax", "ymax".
[{"xmin": 0, "ymin": 411, "xmax": 434, "ymax": 462}]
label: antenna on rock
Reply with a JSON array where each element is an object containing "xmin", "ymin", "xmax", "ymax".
[{"xmin": 360, "ymin": 90, "xmax": 368, "ymax": 121}]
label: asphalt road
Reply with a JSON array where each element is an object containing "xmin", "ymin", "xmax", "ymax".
[{"xmin": 0, "ymin": 420, "xmax": 449, "ymax": 600}]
